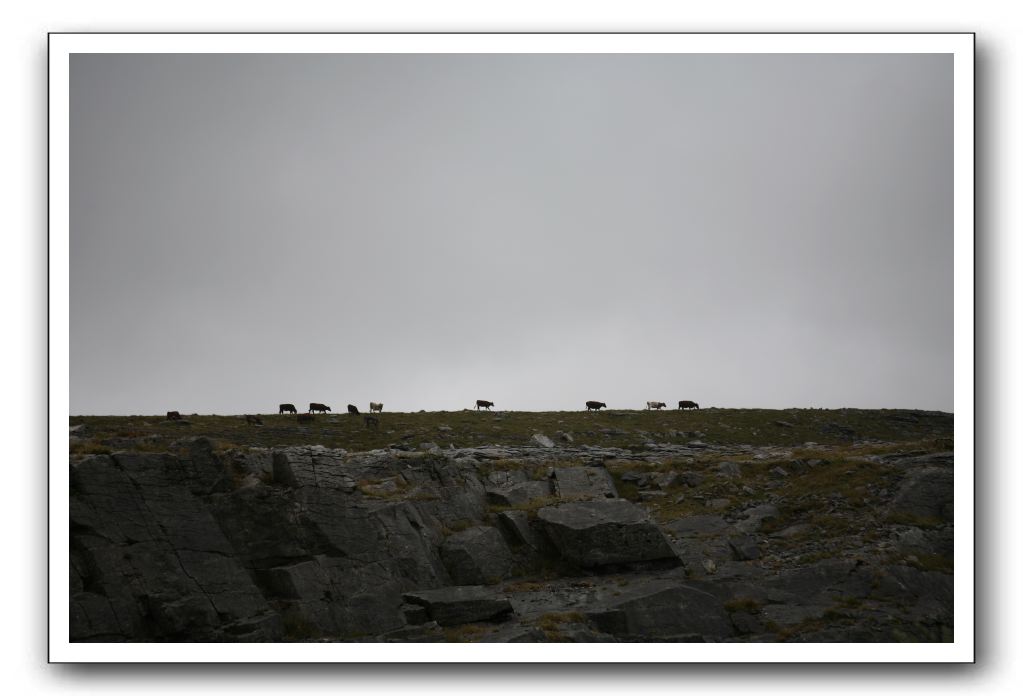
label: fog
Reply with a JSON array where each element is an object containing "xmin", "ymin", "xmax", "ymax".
[{"xmin": 70, "ymin": 53, "xmax": 952, "ymax": 414}]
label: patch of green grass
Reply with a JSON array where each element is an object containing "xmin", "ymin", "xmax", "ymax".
[
  {"xmin": 749, "ymin": 457, "xmax": 903, "ymax": 537},
  {"xmin": 487, "ymin": 495, "xmax": 563, "ymax": 517},
  {"xmin": 70, "ymin": 440, "xmax": 112, "ymax": 457},
  {"xmin": 773, "ymin": 615, "xmax": 850, "ymax": 641},
  {"xmin": 836, "ymin": 596, "xmax": 865, "ymax": 610},
  {"xmin": 503, "ymin": 580, "xmax": 548, "ymax": 593},
  {"xmin": 443, "ymin": 623, "xmax": 493, "ymax": 642},
  {"xmin": 356, "ymin": 476, "xmax": 409, "ymax": 499},
  {"xmin": 884, "ymin": 512, "xmax": 945, "ymax": 529},
  {"xmin": 795, "ymin": 550, "xmax": 835, "ymax": 565},
  {"xmin": 533, "ymin": 611, "xmax": 588, "ymax": 641},
  {"xmin": 904, "ymin": 553, "xmax": 954, "ymax": 574},
  {"xmin": 68, "ymin": 408, "xmax": 952, "ymax": 456},
  {"xmin": 442, "ymin": 519, "xmax": 475, "ymax": 536},
  {"xmin": 724, "ymin": 597, "xmax": 763, "ymax": 614},
  {"xmin": 611, "ymin": 475, "xmax": 640, "ymax": 502},
  {"xmin": 281, "ymin": 614, "xmax": 320, "ymax": 641}
]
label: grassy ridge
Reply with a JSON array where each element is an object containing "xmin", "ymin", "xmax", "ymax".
[{"xmin": 69, "ymin": 408, "xmax": 953, "ymax": 457}]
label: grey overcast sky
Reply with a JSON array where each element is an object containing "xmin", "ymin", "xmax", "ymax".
[{"xmin": 69, "ymin": 53, "xmax": 953, "ymax": 415}]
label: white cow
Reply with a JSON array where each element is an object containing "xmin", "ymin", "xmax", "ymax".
[
  {"xmin": 646, "ymin": 401, "xmax": 667, "ymax": 410},
  {"xmin": 369, "ymin": 402, "xmax": 383, "ymax": 413}
]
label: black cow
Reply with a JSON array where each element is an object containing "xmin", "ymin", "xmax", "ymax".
[
  {"xmin": 166, "ymin": 411, "xmax": 182, "ymax": 421},
  {"xmin": 678, "ymin": 400, "xmax": 700, "ymax": 410},
  {"xmin": 364, "ymin": 415, "xmax": 379, "ymax": 429},
  {"xmin": 309, "ymin": 403, "xmax": 331, "ymax": 413},
  {"xmin": 476, "ymin": 400, "xmax": 494, "ymax": 411},
  {"xmin": 347, "ymin": 404, "xmax": 360, "ymax": 415},
  {"xmin": 586, "ymin": 401, "xmax": 606, "ymax": 411},
  {"xmin": 279, "ymin": 403, "xmax": 297, "ymax": 415}
]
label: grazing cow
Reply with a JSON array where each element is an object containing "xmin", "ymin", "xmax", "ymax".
[
  {"xmin": 369, "ymin": 402, "xmax": 383, "ymax": 413},
  {"xmin": 244, "ymin": 414, "xmax": 263, "ymax": 425},
  {"xmin": 347, "ymin": 404, "xmax": 360, "ymax": 415},
  {"xmin": 309, "ymin": 403, "xmax": 331, "ymax": 414},
  {"xmin": 364, "ymin": 415, "xmax": 380, "ymax": 429},
  {"xmin": 476, "ymin": 400, "xmax": 494, "ymax": 411},
  {"xmin": 678, "ymin": 400, "xmax": 700, "ymax": 410},
  {"xmin": 586, "ymin": 401, "xmax": 607, "ymax": 411},
  {"xmin": 297, "ymin": 413, "xmax": 315, "ymax": 423},
  {"xmin": 166, "ymin": 411, "xmax": 182, "ymax": 421},
  {"xmin": 279, "ymin": 403, "xmax": 297, "ymax": 415},
  {"xmin": 646, "ymin": 401, "xmax": 667, "ymax": 410}
]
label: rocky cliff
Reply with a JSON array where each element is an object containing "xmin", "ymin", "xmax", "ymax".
[{"xmin": 70, "ymin": 425, "xmax": 954, "ymax": 642}]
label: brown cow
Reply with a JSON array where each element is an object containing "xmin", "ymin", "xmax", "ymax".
[
  {"xmin": 309, "ymin": 403, "xmax": 331, "ymax": 414},
  {"xmin": 476, "ymin": 400, "xmax": 494, "ymax": 411},
  {"xmin": 166, "ymin": 411, "xmax": 182, "ymax": 421},
  {"xmin": 678, "ymin": 400, "xmax": 700, "ymax": 410}
]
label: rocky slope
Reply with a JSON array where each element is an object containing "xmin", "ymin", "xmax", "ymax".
[{"xmin": 69, "ymin": 416, "xmax": 954, "ymax": 642}]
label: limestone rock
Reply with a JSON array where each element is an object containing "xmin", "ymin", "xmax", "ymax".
[
  {"xmin": 680, "ymin": 471, "xmax": 704, "ymax": 488},
  {"xmin": 729, "ymin": 535, "xmax": 761, "ymax": 561},
  {"xmin": 537, "ymin": 499, "xmax": 679, "ymax": 567},
  {"xmin": 550, "ymin": 466, "xmax": 618, "ymax": 500},
  {"xmin": 486, "ymin": 480, "xmax": 551, "ymax": 507},
  {"xmin": 496, "ymin": 510, "xmax": 543, "ymax": 550},
  {"xmin": 402, "ymin": 586, "xmax": 514, "ymax": 626},
  {"xmin": 440, "ymin": 527, "xmax": 515, "ymax": 585},
  {"xmin": 598, "ymin": 585, "xmax": 734, "ymax": 639},
  {"xmin": 531, "ymin": 433, "xmax": 555, "ymax": 448},
  {"xmin": 714, "ymin": 461, "xmax": 741, "ymax": 478},
  {"xmin": 734, "ymin": 504, "xmax": 780, "ymax": 533},
  {"xmin": 666, "ymin": 515, "xmax": 730, "ymax": 537},
  {"xmin": 888, "ymin": 467, "xmax": 953, "ymax": 522}
]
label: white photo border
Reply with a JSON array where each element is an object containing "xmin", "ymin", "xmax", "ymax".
[{"xmin": 49, "ymin": 32, "xmax": 974, "ymax": 663}]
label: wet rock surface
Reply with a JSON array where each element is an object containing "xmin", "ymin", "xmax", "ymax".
[{"xmin": 69, "ymin": 417, "xmax": 955, "ymax": 643}]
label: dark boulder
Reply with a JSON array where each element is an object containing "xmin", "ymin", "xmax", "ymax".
[
  {"xmin": 440, "ymin": 527, "xmax": 515, "ymax": 585},
  {"xmin": 587, "ymin": 584, "xmax": 733, "ymax": 639},
  {"xmin": 486, "ymin": 480, "xmax": 552, "ymax": 507},
  {"xmin": 402, "ymin": 586, "xmax": 514, "ymax": 626},
  {"xmin": 888, "ymin": 467, "xmax": 954, "ymax": 522},
  {"xmin": 537, "ymin": 499, "xmax": 679, "ymax": 567}
]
